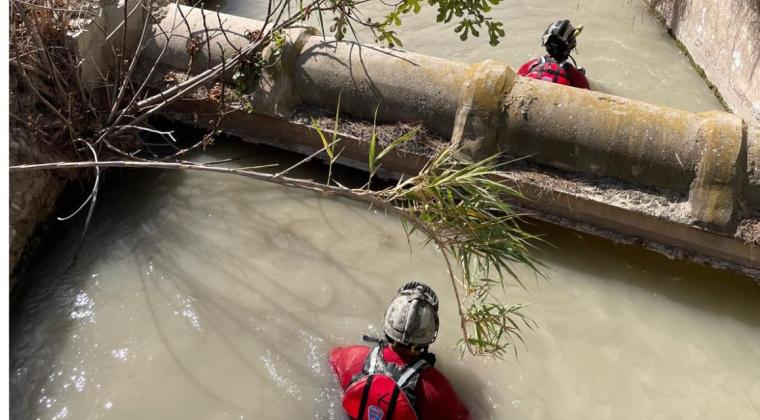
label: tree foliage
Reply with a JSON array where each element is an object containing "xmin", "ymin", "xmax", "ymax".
[{"xmin": 304, "ymin": 0, "xmax": 506, "ymax": 47}]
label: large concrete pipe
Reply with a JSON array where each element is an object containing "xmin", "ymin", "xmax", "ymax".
[
  {"xmin": 145, "ymin": 5, "xmax": 474, "ymax": 136},
  {"xmin": 294, "ymin": 37, "xmax": 469, "ymax": 137},
  {"xmin": 143, "ymin": 4, "xmax": 316, "ymax": 117},
  {"xmin": 142, "ymin": 4, "xmax": 261, "ymax": 73},
  {"xmin": 497, "ymin": 77, "xmax": 747, "ymax": 227},
  {"xmin": 499, "ymin": 77, "xmax": 745, "ymax": 192},
  {"xmin": 140, "ymin": 4, "xmax": 752, "ymax": 228},
  {"xmin": 501, "ymin": 78, "xmax": 702, "ymax": 191}
]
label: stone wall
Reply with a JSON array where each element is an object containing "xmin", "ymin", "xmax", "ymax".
[
  {"xmin": 9, "ymin": 1, "xmax": 144, "ymax": 278},
  {"xmin": 648, "ymin": 0, "xmax": 760, "ymax": 126},
  {"xmin": 9, "ymin": 74, "xmax": 73, "ymax": 279}
]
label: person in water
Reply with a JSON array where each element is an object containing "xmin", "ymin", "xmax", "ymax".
[
  {"xmin": 518, "ymin": 19, "xmax": 590, "ymax": 89},
  {"xmin": 329, "ymin": 282, "xmax": 469, "ymax": 420}
]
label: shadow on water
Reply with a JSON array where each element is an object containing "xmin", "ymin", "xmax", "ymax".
[
  {"xmin": 10, "ymin": 141, "xmax": 403, "ymax": 418},
  {"xmin": 529, "ymin": 221, "xmax": 760, "ymax": 328},
  {"xmin": 11, "ymin": 138, "xmax": 760, "ymax": 418},
  {"xmin": 8, "ymin": 168, "xmax": 189, "ymax": 417},
  {"xmin": 437, "ymin": 362, "xmax": 498, "ymax": 419},
  {"xmin": 105, "ymin": 161, "xmax": 370, "ymax": 399}
]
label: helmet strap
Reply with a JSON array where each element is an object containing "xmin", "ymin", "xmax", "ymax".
[{"xmin": 388, "ymin": 338, "xmax": 426, "ymax": 355}]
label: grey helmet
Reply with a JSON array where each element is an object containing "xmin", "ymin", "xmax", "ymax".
[
  {"xmin": 382, "ymin": 282, "xmax": 440, "ymax": 347},
  {"xmin": 541, "ymin": 20, "xmax": 577, "ymax": 61}
]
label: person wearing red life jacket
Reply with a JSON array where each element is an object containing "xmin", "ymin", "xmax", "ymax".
[
  {"xmin": 517, "ymin": 19, "xmax": 590, "ymax": 90},
  {"xmin": 329, "ymin": 282, "xmax": 469, "ymax": 420}
]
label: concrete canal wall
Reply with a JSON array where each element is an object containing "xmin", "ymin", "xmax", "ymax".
[
  {"xmin": 647, "ymin": 0, "xmax": 760, "ymax": 127},
  {"xmin": 645, "ymin": 0, "xmax": 760, "ymax": 216},
  {"xmin": 8, "ymin": 0, "xmax": 142, "ymax": 277}
]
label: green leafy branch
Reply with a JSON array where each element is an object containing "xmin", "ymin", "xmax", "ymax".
[
  {"xmin": 384, "ymin": 148, "xmax": 542, "ymax": 356},
  {"xmin": 306, "ymin": 105, "xmax": 542, "ymax": 357},
  {"xmin": 376, "ymin": 0, "xmax": 506, "ymax": 47},
  {"xmin": 295, "ymin": 0, "xmax": 506, "ymax": 47}
]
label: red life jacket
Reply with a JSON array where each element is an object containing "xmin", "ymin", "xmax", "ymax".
[
  {"xmin": 341, "ymin": 344, "xmax": 434, "ymax": 420},
  {"xmin": 524, "ymin": 56, "xmax": 573, "ymax": 86}
]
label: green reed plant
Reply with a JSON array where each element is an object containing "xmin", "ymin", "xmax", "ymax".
[
  {"xmin": 313, "ymin": 108, "xmax": 542, "ymax": 357},
  {"xmin": 378, "ymin": 147, "xmax": 542, "ymax": 357}
]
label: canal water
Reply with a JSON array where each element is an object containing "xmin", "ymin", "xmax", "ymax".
[
  {"xmin": 221, "ymin": 0, "xmax": 723, "ymax": 112},
  {"xmin": 10, "ymin": 0, "xmax": 760, "ymax": 419}
]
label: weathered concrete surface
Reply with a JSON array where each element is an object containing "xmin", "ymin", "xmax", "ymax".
[
  {"xmin": 500, "ymin": 78, "xmax": 749, "ymax": 229},
  {"xmin": 295, "ymin": 37, "xmax": 469, "ymax": 137},
  {"xmin": 647, "ymin": 0, "xmax": 760, "ymax": 126},
  {"xmin": 144, "ymin": 4, "xmax": 317, "ymax": 118},
  {"xmin": 687, "ymin": 111, "xmax": 746, "ymax": 228},
  {"xmin": 501, "ymin": 78, "xmax": 703, "ymax": 192},
  {"xmin": 746, "ymin": 124, "xmax": 760, "ymax": 212},
  {"xmin": 502, "ymin": 168, "xmax": 760, "ymax": 276},
  {"xmin": 72, "ymin": 0, "xmax": 149, "ymax": 90},
  {"xmin": 142, "ymin": 3, "xmax": 257, "ymax": 73},
  {"xmin": 147, "ymin": 6, "xmax": 469, "ymax": 136},
  {"xmin": 451, "ymin": 59, "xmax": 515, "ymax": 161}
]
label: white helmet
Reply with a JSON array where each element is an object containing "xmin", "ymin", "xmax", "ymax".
[{"xmin": 382, "ymin": 282, "xmax": 440, "ymax": 347}]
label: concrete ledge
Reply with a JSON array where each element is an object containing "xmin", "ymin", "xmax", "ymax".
[
  {"xmin": 164, "ymin": 93, "xmax": 434, "ymax": 176},
  {"xmin": 161, "ymin": 93, "xmax": 760, "ymax": 277},
  {"xmin": 647, "ymin": 0, "xmax": 760, "ymax": 126},
  {"xmin": 504, "ymin": 172, "xmax": 759, "ymax": 276}
]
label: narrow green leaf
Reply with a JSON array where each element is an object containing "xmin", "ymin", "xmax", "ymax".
[
  {"xmin": 310, "ymin": 118, "xmax": 333, "ymax": 159},
  {"xmin": 368, "ymin": 103, "xmax": 380, "ymax": 174},
  {"xmin": 375, "ymin": 127, "xmax": 419, "ymax": 162}
]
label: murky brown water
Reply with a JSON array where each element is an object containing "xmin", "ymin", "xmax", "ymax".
[
  {"xmin": 11, "ymin": 142, "xmax": 760, "ymax": 419},
  {"xmin": 10, "ymin": 1, "xmax": 759, "ymax": 419},
  {"xmin": 221, "ymin": 0, "xmax": 723, "ymax": 112}
]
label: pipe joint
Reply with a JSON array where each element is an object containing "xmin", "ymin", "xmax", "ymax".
[
  {"xmin": 688, "ymin": 111, "xmax": 746, "ymax": 229},
  {"xmin": 451, "ymin": 60, "xmax": 516, "ymax": 161}
]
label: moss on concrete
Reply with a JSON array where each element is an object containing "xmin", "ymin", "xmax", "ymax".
[
  {"xmin": 645, "ymin": 3, "xmax": 731, "ymax": 112},
  {"xmin": 672, "ymin": 37, "xmax": 731, "ymax": 111}
]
